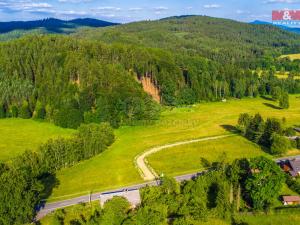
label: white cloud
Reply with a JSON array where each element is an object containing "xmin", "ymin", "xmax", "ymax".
[
  {"xmin": 203, "ymin": 4, "xmax": 221, "ymax": 9},
  {"xmin": 154, "ymin": 6, "xmax": 168, "ymax": 11},
  {"xmin": 129, "ymin": 7, "xmax": 143, "ymax": 12},
  {"xmin": 58, "ymin": 0, "xmax": 92, "ymax": 2},
  {"xmin": 264, "ymin": 0, "xmax": 300, "ymax": 3}
]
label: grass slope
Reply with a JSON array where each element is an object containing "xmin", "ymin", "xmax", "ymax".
[
  {"xmin": 148, "ymin": 135, "xmax": 269, "ymax": 177},
  {"xmin": 48, "ymin": 95, "xmax": 300, "ymax": 201},
  {"xmin": 0, "ymin": 118, "xmax": 74, "ymax": 161}
]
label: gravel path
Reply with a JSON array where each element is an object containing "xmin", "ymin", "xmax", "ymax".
[{"xmin": 135, "ymin": 134, "xmax": 235, "ymax": 180}]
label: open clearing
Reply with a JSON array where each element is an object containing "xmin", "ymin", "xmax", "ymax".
[
  {"xmin": 0, "ymin": 118, "xmax": 74, "ymax": 161},
  {"xmin": 47, "ymin": 95, "xmax": 300, "ymax": 201},
  {"xmin": 280, "ymin": 53, "xmax": 300, "ymax": 61}
]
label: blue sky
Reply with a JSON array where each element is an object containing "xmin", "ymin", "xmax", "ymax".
[{"xmin": 0, "ymin": 0, "xmax": 299, "ymax": 22}]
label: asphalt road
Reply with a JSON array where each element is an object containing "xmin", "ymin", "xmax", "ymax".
[
  {"xmin": 36, "ymin": 172, "xmax": 200, "ymax": 220},
  {"xmin": 36, "ymin": 154, "xmax": 300, "ymax": 220}
]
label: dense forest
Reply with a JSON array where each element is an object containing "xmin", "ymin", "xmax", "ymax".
[{"xmin": 1, "ymin": 16, "xmax": 300, "ymax": 129}]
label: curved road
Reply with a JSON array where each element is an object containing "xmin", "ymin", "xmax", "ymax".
[{"xmin": 136, "ymin": 134, "xmax": 235, "ymax": 180}]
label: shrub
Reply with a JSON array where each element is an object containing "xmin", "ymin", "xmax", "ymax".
[
  {"xmin": 33, "ymin": 101, "xmax": 46, "ymax": 120},
  {"xmin": 270, "ymin": 133, "xmax": 290, "ymax": 155},
  {"xmin": 0, "ymin": 103, "xmax": 5, "ymax": 118},
  {"xmin": 19, "ymin": 100, "xmax": 31, "ymax": 119},
  {"xmin": 77, "ymin": 123, "xmax": 115, "ymax": 158},
  {"xmin": 54, "ymin": 106, "xmax": 83, "ymax": 129},
  {"xmin": 279, "ymin": 92, "xmax": 289, "ymax": 109},
  {"xmin": 8, "ymin": 104, "xmax": 18, "ymax": 118}
]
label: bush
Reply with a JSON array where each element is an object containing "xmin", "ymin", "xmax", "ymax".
[
  {"xmin": 33, "ymin": 101, "xmax": 46, "ymax": 120},
  {"xmin": 270, "ymin": 133, "xmax": 290, "ymax": 155},
  {"xmin": 19, "ymin": 100, "xmax": 31, "ymax": 119},
  {"xmin": 77, "ymin": 123, "xmax": 115, "ymax": 158},
  {"xmin": 279, "ymin": 92, "xmax": 289, "ymax": 109},
  {"xmin": 54, "ymin": 106, "xmax": 83, "ymax": 129},
  {"xmin": 8, "ymin": 104, "xmax": 18, "ymax": 118},
  {"xmin": 0, "ymin": 103, "xmax": 5, "ymax": 118},
  {"xmin": 296, "ymin": 138, "xmax": 300, "ymax": 149}
]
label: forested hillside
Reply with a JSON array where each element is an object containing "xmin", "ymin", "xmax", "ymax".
[
  {"xmin": 0, "ymin": 16, "xmax": 300, "ymax": 129},
  {"xmin": 73, "ymin": 15, "xmax": 300, "ymax": 66}
]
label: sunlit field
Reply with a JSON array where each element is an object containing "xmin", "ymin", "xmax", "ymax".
[
  {"xmin": 0, "ymin": 118, "xmax": 74, "ymax": 161},
  {"xmin": 48, "ymin": 95, "xmax": 300, "ymax": 201}
]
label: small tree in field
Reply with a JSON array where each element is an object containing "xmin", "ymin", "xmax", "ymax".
[
  {"xmin": 270, "ymin": 133, "xmax": 290, "ymax": 155},
  {"xmin": 279, "ymin": 92, "xmax": 289, "ymax": 109},
  {"xmin": 271, "ymin": 86, "xmax": 281, "ymax": 100}
]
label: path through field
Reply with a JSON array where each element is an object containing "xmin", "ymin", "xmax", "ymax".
[{"xmin": 135, "ymin": 134, "xmax": 236, "ymax": 180}]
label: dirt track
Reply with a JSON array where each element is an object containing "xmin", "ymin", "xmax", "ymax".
[{"xmin": 135, "ymin": 134, "xmax": 235, "ymax": 180}]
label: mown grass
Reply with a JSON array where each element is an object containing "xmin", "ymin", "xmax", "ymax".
[
  {"xmin": 48, "ymin": 95, "xmax": 300, "ymax": 201},
  {"xmin": 235, "ymin": 209, "xmax": 300, "ymax": 225},
  {"xmin": 0, "ymin": 118, "xmax": 74, "ymax": 161},
  {"xmin": 148, "ymin": 136, "xmax": 269, "ymax": 177}
]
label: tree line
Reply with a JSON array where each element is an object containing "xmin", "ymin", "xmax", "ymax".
[
  {"xmin": 0, "ymin": 123, "xmax": 114, "ymax": 225},
  {"xmin": 237, "ymin": 113, "xmax": 299, "ymax": 155}
]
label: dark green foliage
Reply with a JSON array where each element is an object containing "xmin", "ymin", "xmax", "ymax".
[
  {"xmin": 54, "ymin": 102, "xmax": 83, "ymax": 129},
  {"xmin": 9, "ymin": 104, "xmax": 18, "ymax": 118},
  {"xmin": 271, "ymin": 86, "xmax": 281, "ymax": 100},
  {"xmin": 286, "ymin": 175, "xmax": 300, "ymax": 194},
  {"xmin": 245, "ymin": 156, "xmax": 285, "ymax": 210},
  {"xmin": 0, "ymin": 103, "xmax": 5, "ymax": 118},
  {"xmin": 238, "ymin": 113, "xmax": 292, "ymax": 154},
  {"xmin": 99, "ymin": 197, "xmax": 130, "ymax": 225},
  {"xmin": 0, "ymin": 153, "xmax": 43, "ymax": 225},
  {"xmin": 33, "ymin": 101, "xmax": 46, "ymax": 120},
  {"xmin": 259, "ymin": 118, "xmax": 283, "ymax": 147},
  {"xmin": 237, "ymin": 113, "xmax": 251, "ymax": 135},
  {"xmin": 270, "ymin": 133, "xmax": 290, "ymax": 155},
  {"xmin": 136, "ymin": 204, "xmax": 167, "ymax": 225},
  {"xmin": 297, "ymin": 138, "xmax": 300, "ymax": 149},
  {"xmin": 77, "ymin": 123, "xmax": 115, "ymax": 158},
  {"xmin": 279, "ymin": 91, "xmax": 290, "ymax": 109},
  {"xmin": 39, "ymin": 123, "xmax": 115, "ymax": 172},
  {"xmin": 19, "ymin": 100, "xmax": 31, "ymax": 119},
  {"xmin": 245, "ymin": 113, "xmax": 264, "ymax": 143}
]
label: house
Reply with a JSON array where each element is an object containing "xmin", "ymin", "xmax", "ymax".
[
  {"xmin": 278, "ymin": 158, "xmax": 300, "ymax": 177},
  {"xmin": 282, "ymin": 196, "xmax": 300, "ymax": 205},
  {"xmin": 289, "ymin": 159, "xmax": 300, "ymax": 177},
  {"xmin": 99, "ymin": 189, "xmax": 141, "ymax": 208}
]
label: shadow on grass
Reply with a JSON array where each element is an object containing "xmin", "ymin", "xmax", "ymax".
[
  {"xmin": 37, "ymin": 173, "xmax": 60, "ymax": 210},
  {"xmin": 261, "ymin": 96, "xmax": 274, "ymax": 101},
  {"xmin": 263, "ymin": 103, "xmax": 282, "ymax": 110},
  {"xmin": 220, "ymin": 124, "xmax": 239, "ymax": 134}
]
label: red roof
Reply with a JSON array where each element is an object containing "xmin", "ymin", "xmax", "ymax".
[{"xmin": 283, "ymin": 196, "xmax": 300, "ymax": 202}]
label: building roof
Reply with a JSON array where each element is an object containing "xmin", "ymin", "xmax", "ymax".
[
  {"xmin": 295, "ymin": 128, "xmax": 300, "ymax": 132},
  {"xmin": 283, "ymin": 196, "xmax": 300, "ymax": 202},
  {"xmin": 289, "ymin": 159, "xmax": 300, "ymax": 173}
]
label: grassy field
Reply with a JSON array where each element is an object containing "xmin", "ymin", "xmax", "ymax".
[
  {"xmin": 235, "ymin": 209, "xmax": 300, "ymax": 225},
  {"xmin": 280, "ymin": 53, "xmax": 300, "ymax": 61},
  {"xmin": 148, "ymin": 135, "xmax": 269, "ymax": 177},
  {"xmin": 47, "ymin": 95, "xmax": 300, "ymax": 201},
  {"xmin": 0, "ymin": 118, "xmax": 75, "ymax": 161}
]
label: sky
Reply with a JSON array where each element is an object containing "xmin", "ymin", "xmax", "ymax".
[{"xmin": 0, "ymin": 0, "xmax": 299, "ymax": 23}]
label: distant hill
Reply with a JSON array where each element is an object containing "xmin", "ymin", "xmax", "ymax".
[
  {"xmin": 0, "ymin": 18, "xmax": 118, "ymax": 41},
  {"xmin": 250, "ymin": 20, "xmax": 300, "ymax": 34},
  {"xmin": 0, "ymin": 18, "xmax": 118, "ymax": 34},
  {"xmin": 72, "ymin": 15, "xmax": 300, "ymax": 64}
]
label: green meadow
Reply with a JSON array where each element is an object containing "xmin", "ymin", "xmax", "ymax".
[
  {"xmin": 0, "ymin": 118, "xmax": 74, "ymax": 161},
  {"xmin": 48, "ymin": 95, "xmax": 300, "ymax": 201}
]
